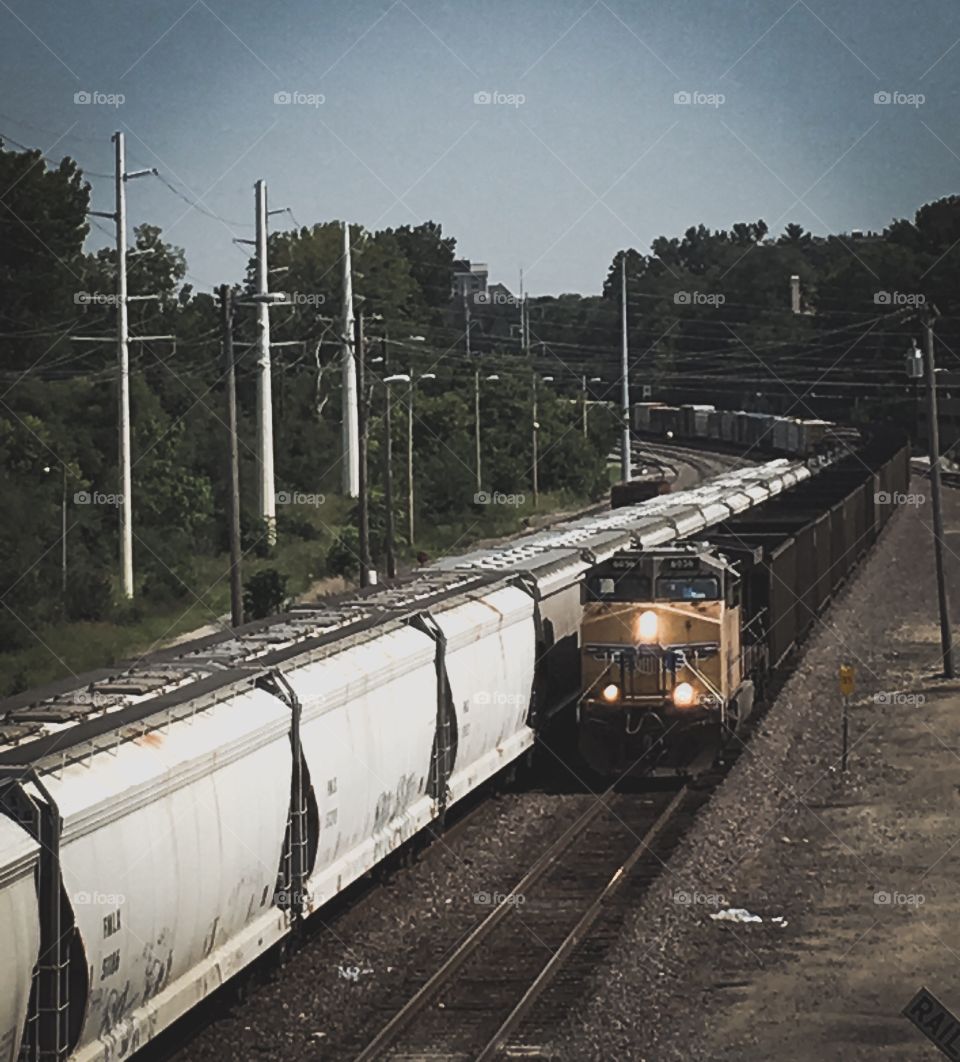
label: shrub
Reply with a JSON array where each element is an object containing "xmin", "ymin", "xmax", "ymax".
[{"xmin": 243, "ymin": 568, "xmax": 289, "ymax": 620}]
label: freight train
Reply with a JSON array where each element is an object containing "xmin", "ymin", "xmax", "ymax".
[
  {"xmin": 634, "ymin": 402, "xmax": 859, "ymax": 459},
  {"xmin": 578, "ymin": 435, "xmax": 910, "ymax": 776},
  {"xmin": 0, "ymin": 427, "xmax": 876, "ymax": 1062}
]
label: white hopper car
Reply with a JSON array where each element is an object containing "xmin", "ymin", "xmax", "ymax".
[{"xmin": 0, "ymin": 458, "xmax": 816, "ymax": 1062}]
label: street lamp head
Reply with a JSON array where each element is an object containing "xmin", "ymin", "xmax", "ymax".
[
  {"xmin": 542, "ymin": 376, "xmax": 554, "ymax": 382},
  {"xmin": 420, "ymin": 373, "xmax": 437, "ymax": 381},
  {"xmin": 590, "ymin": 376, "xmax": 602, "ymax": 382},
  {"xmin": 486, "ymin": 374, "xmax": 500, "ymax": 381},
  {"xmin": 384, "ymin": 374, "xmax": 411, "ymax": 384}
]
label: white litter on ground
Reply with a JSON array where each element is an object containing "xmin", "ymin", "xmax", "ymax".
[{"xmin": 709, "ymin": 908, "xmax": 763, "ymax": 924}]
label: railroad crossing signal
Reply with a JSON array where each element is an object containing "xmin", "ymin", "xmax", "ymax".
[{"xmin": 839, "ymin": 665, "xmax": 855, "ymax": 697}]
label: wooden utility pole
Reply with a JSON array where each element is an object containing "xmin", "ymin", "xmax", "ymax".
[
  {"xmin": 219, "ymin": 285, "xmax": 244, "ymax": 627},
  {"xmin": 620, "ymin": 255, "xmax": 632, "ymax": 483},
  {"xmin": 356, "ymin": 312, "xmax": 372, "ymax": 587},
  {"xmin": 923, "ymin": 311, "xmax": 955, "ymax": 677}
]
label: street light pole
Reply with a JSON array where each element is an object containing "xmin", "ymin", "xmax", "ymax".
[
  {"xmin": 474, "ymin": 369, "xmax": 482, "ymax": 493},
  {"xmin": 922, "ymin": 312, "xmax": 955, "ymax": 677},
  {"xmin": 531, "ymin": 371, "xmax": 539, "ymax": 507},
  {"xmin": 356, "ymin": 311, "xmax": 373, "ymax": 587},
  {"xmin": 407, "ymin": 371, "xmax": 415, "ymax": 548}
]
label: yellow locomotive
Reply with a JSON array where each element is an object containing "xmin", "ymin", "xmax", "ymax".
[{"xmin": 578, "ymin": 543, "xmax": 755, "ymax": 776}]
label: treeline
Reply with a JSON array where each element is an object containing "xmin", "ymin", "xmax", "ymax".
[
  {"xmin": 3, "ymin": 137, "xmax": 959, "ymax": 684},
  {"xmin": 0, "ymin": 143, "xmax": 614, "ymax": 670}
]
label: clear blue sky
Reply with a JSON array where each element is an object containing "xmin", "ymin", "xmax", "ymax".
[{"xmin": 1, "ymin": 0, "xmax": 958, "ymax": 295}]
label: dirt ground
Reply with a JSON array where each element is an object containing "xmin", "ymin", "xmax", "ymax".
[{"xmin": 560, "ymin": 481, "xmax": 960, "ymax": 1061}]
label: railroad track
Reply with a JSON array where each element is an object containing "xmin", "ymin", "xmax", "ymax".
[{"xmin": 352, "ymin": 781, "xmax": 709, "ymax": 1061}]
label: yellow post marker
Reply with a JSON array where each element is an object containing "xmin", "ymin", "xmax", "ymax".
[{"xmin": 839, "ymin": 665, "xmax": 855, "ymax": 770}]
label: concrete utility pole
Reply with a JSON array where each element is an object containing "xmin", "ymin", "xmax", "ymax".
[
  {"xmin": 114, "ymin": 132, "xmax": 134, "ymax": 599},
  {"xmin": 923, "ymin": 312, "xmax": 955, "ymax": 677},
  {"xmin": 620, "ymin": 255, "xmax": 632, "ymax": 483},
  {"xmin": 219, "ymin": 286, "xmax": 244, "ymax": 627},
  {"xmin": 254, "ymin": 180, "xmax": 277, "ymax": 544},
  {"xmin": 107, "ymin": 132, "xmax": 155, "ymax": 598},
  {"xmin": 341, "ymin": 223, "xmax": 360, "ymax": 498}
]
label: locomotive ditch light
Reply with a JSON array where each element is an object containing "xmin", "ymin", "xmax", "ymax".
[
  {"xmin": 601, "ymin": 683, "xmax": 621, "ymax": 703},
  {"xmin": 673, "ymin": 682, "xmax": 696, "ymax": 708},
  {"xmin": 636, "ymin": 609, "xmax": 658, "ymax": 642}
]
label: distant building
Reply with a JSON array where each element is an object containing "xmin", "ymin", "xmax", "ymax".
[{"xmin": 453, "ymin": 259, "xmax": 488, "ymax": 301}]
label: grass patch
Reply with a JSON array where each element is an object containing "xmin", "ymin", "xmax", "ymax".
[{"xmin": 0, "ymin": 490, "xmax": 599, "ymax": 697}]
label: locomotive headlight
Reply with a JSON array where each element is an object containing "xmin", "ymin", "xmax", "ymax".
[
  {"xmin": 601, "ymin": 683, "xmax": 621, "ymax": 703},
  {"xmin": 636, "ymin": 609, "xmax": 658, "ymax": 642},
  {"xmin": 673, "ymin": 682, "xmax": 696, "ymax": 708}
]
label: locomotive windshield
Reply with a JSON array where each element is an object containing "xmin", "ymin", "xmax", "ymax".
[
  {"xmin": 655, "ymin": 575, "xmax": 720, "ymax": 601},
  {"xmin": 585, "ymin": 573, "xmax": 652, "ymax": 601}
]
